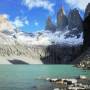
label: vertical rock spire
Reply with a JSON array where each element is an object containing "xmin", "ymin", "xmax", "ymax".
[
  {"xmin": 57, "ymin": 7, "xmax": 68, "ymax": 30},
  {"xmin": 68, "ymin": 8, "xmax": 83, "ymax": 31},
  {"xmin": 45, "ymin": 16, "xmax": 56, "ymax": 32}
]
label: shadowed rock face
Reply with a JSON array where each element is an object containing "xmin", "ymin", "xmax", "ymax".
[
  {"xmin": 45, "ymin": 16, "xmax": 56, "ymax": 32},
  {"xmin": 0, "ymin": 43, "xmax": 82, "ymax": 64},
  {"xmin": 73, "ymin": 47, "xmax": 90, "ymax": 67},
  {"xmin": 83, "ymin": 14, "xmax": 90, "ymax": 48},
  {"xmin": 40, "ymin": 45, "xmax": 82, "ymax": 64},
  {"xmin": 57, "ymin": 7, "xmax": 68, "ymax": 30},
  {"xmin": 68, "ymin": 9, "xmax": 83, "ymax": 31},
  {"xmin": 83, "ymin": 3, "xmax": 90, "ymax": 48},
  {"xmin": 84, "ymin": 3, "xmax": 90, "ymax": 19}
]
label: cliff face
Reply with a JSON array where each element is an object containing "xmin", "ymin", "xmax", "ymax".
[
  {"xmin": 68, "ymin": 9, "xmax": 83, "ymax": 31},
  {"xmin": 40, "ymin": 45, "xmax": 82, "ymax": 64},
  {"xmin": 45, "ymin": 16, "xmax": 56, "ymax": 32},
  {"xmin": 73, "ymin": 47, "xmax": 90, "ymax": 69},
  {"xmin": 73, "ymin": 3, "xmax": 90, "ymax": 68},
  {"xmin": 57, "ymin": 7, "xmax": 68, "ymax": 30},
  {"xmin": 45, "ymin": 7, "xmax": 83, "ymax": 44},
  {"xmin": 84, "ymin": 3, "xmax": 90, "ymax": 19},
  {"xmin": 0, "ymin": 32, "xmax": 81, "ymax": 64},
  {"xmin": 0, "ymin": 43, "xmax": 82, "ymax": 64},
  {"xmin": 83, "ymin": 3, "xmax": 90, "ymax": 48}
]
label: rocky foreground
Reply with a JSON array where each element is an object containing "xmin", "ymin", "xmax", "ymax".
[{"xmin": 38, "ymin": 76, "xmax": 90, "ymax": 90}]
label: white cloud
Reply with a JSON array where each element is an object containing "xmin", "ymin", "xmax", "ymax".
[
  {"xmin": 12, "ymin": 17, "xmax": 29, "ymax": 28},
  {"xmin": 2, "ymin": 14, "xmax": 9, "ymax": 19},
  {"xmin": 34, "ymin": 21, "xmax": 39, "ymax": 26},
  {"xmin": 0, "ymin": 14, "xmax": 15, "ymax": 32},
  {"xmin": 65, "ymin": 0, "xmax": 90, "ymax": 11},
  {"xmin": 23, "ymin": 0, "xmax": 54, "ymax": 12}
]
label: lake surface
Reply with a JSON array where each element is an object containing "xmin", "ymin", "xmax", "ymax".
[{"xmin": 0, "ymin": 65, "xmax": 90, "ymax": 90}]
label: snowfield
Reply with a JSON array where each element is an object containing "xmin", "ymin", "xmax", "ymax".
[
  {"xmin": 0, "ymin": 28, "xmax": 83, "ymax": 46},
  {"xmin": 15, "ymin": 30, "xmax": 83, "ymax": 46}
]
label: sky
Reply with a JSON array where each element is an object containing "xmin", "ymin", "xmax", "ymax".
[{"xmin": 0, "ymin": 0, "xmax": 90, "ymax": 32}]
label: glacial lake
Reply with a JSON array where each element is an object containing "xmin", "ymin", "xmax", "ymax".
[{"xmin": 0, "ymin": 65, "xmax": 90, "ymax": 90}]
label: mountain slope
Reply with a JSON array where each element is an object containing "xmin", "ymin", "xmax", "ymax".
[
  {"xmin": 15, "ymin": 30, "xmax": 83, "ymax": 46},
  {"xmin": 73, "ymin": 47, "xmax": 90, "ymax": 69}
]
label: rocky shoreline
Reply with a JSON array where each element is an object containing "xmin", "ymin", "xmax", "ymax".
[{"xmin": 44, "ymin": 76, "xmax": 90, "ymax": 90}]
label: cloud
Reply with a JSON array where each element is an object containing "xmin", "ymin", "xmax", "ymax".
[
  {"xmin": 22, "ymin": 0, "xmax": 54, "ymax": 12},
  {"xmin": 2, "ymin": 14, "xmax": 9, "ymax": 19},
  {"xmin": 65, "ymin": 0, "xmax": 90, "ymax": 11},
  {"xmin": 0, "ymin": 14, "xmax": 15, "ymax": 32},
  {"xmin": 12, "ymin": 17, "xmax": 29, "ymax": 28},
  {"xmin": 34, "ymin": 21, "xmax": 39, "ymax": 26}
]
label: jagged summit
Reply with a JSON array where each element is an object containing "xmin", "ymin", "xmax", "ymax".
[
  {"xmin": 84, "ymin": 3, "xmax": 90, "ymax": 19},
  {"xmin": 58, "ymin": 7, "xmax": 65, "ymax": 16},
  {"xmin": 68, "ymin": 8, "xmax": 83, "ymax": 31},
  {"xmin": 45, "ymin": 16, "xmax": 56, "ymax": 32},
  {"xmin": 0, "ymin": 15, "xmax": 15, "ymax": 32},
  {"xmin": 57, "ymin": 7, "xmax": 68, "ymax": 30}
]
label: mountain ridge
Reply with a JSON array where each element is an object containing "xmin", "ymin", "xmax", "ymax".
[{"xmin": 0, "ymin": 3, "xmax": 90, "ymax": 64}]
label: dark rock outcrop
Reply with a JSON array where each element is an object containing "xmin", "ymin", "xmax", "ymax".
[
  {"xmin": 45, "ymin": 16, "xmax": 56, "ymax": 32},
  {"xmin": 40, "ymin": 45, "xmax": 82, "ymax": 64},
  {"xmin": 83, "ymin": 14, "xmax": 90, "ymax": 48},
  {"xmin": 0, "ymin": 43, "xmax": 82, "ymax": 64},
  {"xmin": 84, "ymin": 3, "xmax": 90, "ymax": 19},
  {"xmin": 83, "ymin": 3, "xmax": 90, "ymax": 48},
  {"xmin": 68, "ymin": 9, "xmax": 83, "ymax": 31},
  {"xmin": 57, "ymin": 7, "xmax": 68, "ymax": 30},
  {"xmin": 73, "ymin": 47, "xmax": 90, "ymax": 69},
  {"xmin": 72, "ymin": 4, "xmax": 90, "ymax": 68}
]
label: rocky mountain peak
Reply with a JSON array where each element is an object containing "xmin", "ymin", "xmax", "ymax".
[
  {"xmin": 0, "ymin": 15, "xmax": 15, "ymax": 32},
  {"xmin": 84, "ymin": 3, "xmax": 90, "ymax": 19},
  {"xmin": 59, "ymin": 7, "xmax": 65, "ymax": 16},
  {"xmin": 57, "ymin": 7, "xmax": 68, "ymax": 30},
  {"xmin": 45, "ymin": 16, "xmax": 56, "ymax": 32},
  {"xmin": 68, "ymin": 8, "xmax": 83, "ymax": 31}
]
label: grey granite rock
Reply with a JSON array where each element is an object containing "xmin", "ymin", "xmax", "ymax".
[
  {"xmin": 57, "ymin": 7, "xmax": 68, "ymax": 30},
  {"xmin": 68, "ymin": 8, "xmax": 83, "ymax": 32},
  {"xmin": 45, "ymin": 16, "xmax": 56, "ymax": 32}
]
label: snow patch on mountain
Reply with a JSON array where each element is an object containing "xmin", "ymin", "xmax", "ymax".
[{"xmin": 15, "ymin": 29, "xmax": 83, "ymax": 46}]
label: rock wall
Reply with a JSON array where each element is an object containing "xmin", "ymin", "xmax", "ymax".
[
  {"xmin": 68, "ymin": 8, "xmax": 83, "ymax": 31},
  {"xmin": 84, "ymin": 3, "xmax": 90, "ymax": 19},
  {"xmin": 0, "ymin": 43, "xmax": 82, "ymax": 64},
  {"xmin": 45, "ymin": 16, "xmax": 56, "ymax": 32},
  {"xmin": 57, "ymin": 7, "xmax": 68, "ymax": 30},
  {"xmin": 83, "ymin": 3, "xmax": 90, "ymax": 48}
]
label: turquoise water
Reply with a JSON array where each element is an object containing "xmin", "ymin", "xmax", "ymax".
[{"xmin": 0, "ymin": 65, "xmax": 89, "ymax": 90}]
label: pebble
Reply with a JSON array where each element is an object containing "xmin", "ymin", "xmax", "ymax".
[{"xmin": 53, "ymin": 88, "xmax": 60, "ymax": 90}]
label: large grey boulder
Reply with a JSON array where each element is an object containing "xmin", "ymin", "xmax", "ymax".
[
  {"xmin": 68, "ymin": 8, "xmax": 83, "ymax": 31},
  {"xmin": 45, "ymin": 16, "xmax": 56, "ymax": 32},
  {"xmin": 57, "ymin": 7, "xmax": 68, "ymax": 30},
  {"xmin": 84, "ymin": 3, "xmax": 90, "ymax": 19}
]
